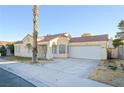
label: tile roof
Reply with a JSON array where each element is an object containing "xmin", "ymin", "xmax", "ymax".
[
  {"xmin": 15, "ymin": 41, "xmax": 23, "ymax": 44},
  {"xmin": 15, "ymin": 33, "xmax": 108, "ymax": 44},
  {"xmin": 0, "ymin": 41, "xmax": 14, "ymax": 46},
  {"xmin": 39, "ymin": 33, "xmax": 67, "ymax": 42},
  {"xmin": 70, "ymin": 34, "xmax": 108, "ymax": 43}
]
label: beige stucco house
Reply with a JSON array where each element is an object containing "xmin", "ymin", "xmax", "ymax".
[{"xmin": 14, "ymin": 33, "xmax": 108, "ymax": 60}]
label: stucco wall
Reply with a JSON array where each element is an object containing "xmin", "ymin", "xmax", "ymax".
[
  {"xmin": 111, "ymin": 48, "xmax": 118, "ymax": 58},
  {"xmin": 46, "ymin": 37, "xmax": 70, "ymax": 59},
  {"xmin": 119, "ymin": 46, "xmax": 124, "ymax": 59},
  {"xmin": 14, "ymin": 35, "xmax": 33, "ymax": 57},
  {"xmin": 14, "ymin": 44, "xmax": 32, "ymax": 57},
  {"xmin": 23, "ymin": 35, "xmax": 33, "ymax": 46},
  {"xmin": 101, "ymin": 47, "xmax": 107, "ymax": 59}
]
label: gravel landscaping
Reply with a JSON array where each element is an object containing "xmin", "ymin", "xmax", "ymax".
[{"xmin": 89, "ymin": 59, "xmax": 124, "ymax": 87}]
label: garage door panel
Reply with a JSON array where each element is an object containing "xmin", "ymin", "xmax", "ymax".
[{"xmin": 69, "ymin": 46, "xmax": 101, "ymax": 59}]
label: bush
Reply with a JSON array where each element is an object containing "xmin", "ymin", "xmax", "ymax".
[
  {"xmin": 0, "ymin": 46, "xmax": 7, "ymax": 56},
  {"xmin": 120, "ymin": 64, "xmax": 124, "ymax": 71},
  {"xmin": 108, "ymin": 65, "xmax": 117, "ymax": 71}
]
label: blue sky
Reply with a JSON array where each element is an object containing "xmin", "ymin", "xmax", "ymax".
[{"xmin": 0, "ymin": 5, "xmax": 124, "ymax": 41}]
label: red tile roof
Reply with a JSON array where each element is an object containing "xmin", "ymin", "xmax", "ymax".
[
  {"xmin": 17, "ymin": 33, "xmax": 108, "ymax": 44},
  {"xmin": 39, "ymin": 33, "xmax": 67, "ymax": 42},
  {"xmin": 70, "ymin": 34, "xmax": 108, "ymax": 43},
  {"xmin": 0, "ymin": 41, "xmax": 14, "ymax": 46}
]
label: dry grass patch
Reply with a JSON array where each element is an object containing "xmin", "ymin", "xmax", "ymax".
[{"xmin": 1, "ymin": 56, "xmax": 53, "ymax": 64}]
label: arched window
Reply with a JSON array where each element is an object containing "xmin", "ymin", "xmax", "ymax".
[
  {"xmin": 52, "ymin": 45, "xmax": 57, "ymax": 54},
  {"xmin": 59, "ymin": 44, "xmax": 66, "ymax": 54}
]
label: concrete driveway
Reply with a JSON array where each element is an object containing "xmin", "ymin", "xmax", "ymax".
[
  {"xmin": 0, "ymin": 58, "xmax": 111, "ymax": 87},
  {"xmin": 43, "ymin": 58, "xmax": 100, "ymax": 78}
]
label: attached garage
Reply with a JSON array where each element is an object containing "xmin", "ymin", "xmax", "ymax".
[
  {"xmin": 69, "ymin": 34, "xmax": 108, "ymax": 60},
  {"xmin": 69, "ymin": 46, "xmax": 102, "ymax": 59}
]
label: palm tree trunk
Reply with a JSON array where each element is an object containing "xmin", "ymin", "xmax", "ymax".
[
  {"xmin": 122, "ymin": 44, "xmax": 124, "ymax": 59},
  {"xmin": 32, "ymin": 5, "xmax": 38, "ymax": 63},
  {"xmin": 118, "ymin": 47, "xmax": 119, "ymax": 59}
]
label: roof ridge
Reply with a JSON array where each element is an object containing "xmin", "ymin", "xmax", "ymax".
[
  {"xmin": 70, "ymin": 34, "xmax": 108, "ymax": 43},
  {"xmin": 71, "ymin": 34, "xmax": 108, "ymax": 39}
]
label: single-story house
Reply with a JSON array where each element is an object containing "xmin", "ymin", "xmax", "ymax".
[{"xmin": 14, "ymin": 33, "xmax": 108, "ymax": 60}]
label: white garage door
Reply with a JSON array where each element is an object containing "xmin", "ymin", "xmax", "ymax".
[{"xmin": 69, "ymin": 46, "xmax": 102, "ymax": 59}]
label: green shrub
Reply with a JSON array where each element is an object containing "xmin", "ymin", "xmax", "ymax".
[
  {"xmin": 108, "ymin": 65, "xmax": 117, "ymax": 71},
  {"xmin": 0, "ymin": 46, "xmax": 7, "ymax": 56}
]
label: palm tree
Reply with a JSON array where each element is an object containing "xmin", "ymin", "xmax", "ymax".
[{"xmin": 32, "ymin": 5, "xmax": 38, "ymax": 63}]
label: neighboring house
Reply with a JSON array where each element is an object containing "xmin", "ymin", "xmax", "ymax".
[
  {"xmin": 14, "ymin": 33, "xmax": 108, "ymax": 60},
  {"xmin": 0, "ymin": 41, "xmax": 8, "ymax": 47}
]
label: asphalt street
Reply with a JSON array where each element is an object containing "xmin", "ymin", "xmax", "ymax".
[{"xmin": 0, "ymin": 68, "xmax": 35, "ymax": 87}]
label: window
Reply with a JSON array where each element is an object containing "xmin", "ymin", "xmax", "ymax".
[
  {"xmin": 52, "ymin": 45, "xmax": 57, "ymax": 54},
  {"xmin": 59, "ymin": 45, "xmax": 66, "ymax": 54}
]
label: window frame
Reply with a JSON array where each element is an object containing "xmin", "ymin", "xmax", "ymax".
[
  {"xmin": 59, "ymin": 44, "xmax": 66, "ymax": 54},
  {"xmin": 52, "ymin": 45, "xmax": 57, "ymax": 54}
]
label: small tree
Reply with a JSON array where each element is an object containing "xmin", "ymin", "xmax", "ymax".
[
  {"xmin": 113, "ymin": 39, "xmax": 123, "ymax": 48},
  {"xmin": 0, "ymin": 46, "xmax": 7, "ymax": 56},
  {"xmin": 81, "ymin": 33, "xmax": 92, "ymax": 37}
]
